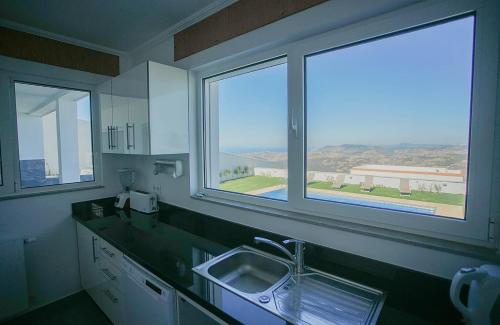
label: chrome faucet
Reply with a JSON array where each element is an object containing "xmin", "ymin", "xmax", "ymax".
[{"xmin": 254, "ymin": 237, "xmax": 305, "ymax": 274}]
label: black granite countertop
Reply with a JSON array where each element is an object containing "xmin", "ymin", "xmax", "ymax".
[{"xmin": 72, "ymin": 198, "xmax": 463, "ymax": 325}]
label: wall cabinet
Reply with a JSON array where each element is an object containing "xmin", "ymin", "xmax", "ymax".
[{"xmin": 99, "ymin": 61, "xmax": 189, "ymax": 155}]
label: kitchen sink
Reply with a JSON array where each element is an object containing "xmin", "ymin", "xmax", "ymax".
[
  {"xmin": 193, "ymin": 246, "xmax": 385, "ymax": 325},
  {"xmin": 207, "ymin": 250, "xmax": 290, "ymax": 294}
]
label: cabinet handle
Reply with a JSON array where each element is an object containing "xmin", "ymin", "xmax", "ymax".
[
  {"xmin": 101, "ymin": 268, "xmax": 117, "ymax": 280},
  {"xmin": 107, "ymin": 126, "xmax": 111, "ymax": 150},
  {"xmin": 109, "ymin": 126, "xmax": 114, "ymax": 149},
  {"xmin": 126, "ymin": 123, "xmax": 133, "ymax": 150},
  {"xmin": 131, "ymin": 123, "xmax": 135, "ymax": 149},
  {"xmin": 126, "ymin": 123, "xmax": 129, "ymax": 149},
  {"xmin": 110, "ymin": 126, "xmax": 116, "ymax": 149},
  {"xmin": 101, "ymin": 247, "xmax": 115, "ymax": 257},
  {"xmin": 103, "ymin": 289, "xmax": 118, "ymax": 303},
  {"xmin": 92, "ymin": 237, "xmax": 98, "ymax": 263}
]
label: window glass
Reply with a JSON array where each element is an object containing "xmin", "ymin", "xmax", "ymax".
[
  {"xmin": 204, "ymin": 59, "xmax": 288, "ymax": 200},
  {"xmin": 15, "ymin": 82, "xmax": 94, "ymax": 188},
  {"xmin": 305, "ymin": 16, "xmax": 474, "ymax": 219}
]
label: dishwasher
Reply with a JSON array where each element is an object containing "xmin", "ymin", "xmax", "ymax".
[{"xmin": 122, "ymin": 256, "xmax": 176, "ymax": 325}]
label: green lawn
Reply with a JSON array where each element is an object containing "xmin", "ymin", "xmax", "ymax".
[
  {"xmin": 220, "ymin": 175, "xmax": 286, "ymax": 193},
  {"xmin": 219, "ymin": 176, "xmax": 465, "ymax": 206},
  {"xmin": 308, "ymin": 181, "xmax": 465, "ymax": 206}
]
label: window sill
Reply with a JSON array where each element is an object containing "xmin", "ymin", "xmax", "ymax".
[
  {"xmin": 191, "ymin": 193, "xmax": 498, "ymax": 262},
  {"xmin": 0, "ymin": 183, "xmax": 104, "ymax": 201}
]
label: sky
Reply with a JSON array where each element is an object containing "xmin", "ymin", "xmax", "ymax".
[
  {"xmin": 77, "ymin": 95, "xmax": 91, "ymax": 121},
  {"xmin": 216, "ymin": 15, "xmax": 474, "ymax": 152}
]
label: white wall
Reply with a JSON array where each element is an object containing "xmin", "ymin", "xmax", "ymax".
[
  {"xmin": 127, "ymin": 0, "xmax": 500, "ymax": 279},
  {"xmin": 0, "ymin": 155, "xmax": 133, "ymax": 309}
]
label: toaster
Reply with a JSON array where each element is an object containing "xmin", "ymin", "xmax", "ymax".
[{"xmin": 130, "ymin": 190, "xmax": 158, "ymax": 213}]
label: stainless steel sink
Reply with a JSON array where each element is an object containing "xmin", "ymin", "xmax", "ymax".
[
  {"xmin": 193, "ymin": 246, "xmax": 385, "ymax": 325},
  {"xmin": 207, "ymin": 250, "xmax": 290, "ymax": 294},
  {"xmin": 193, "ymin": 246, "xmax": 291, "ymax": 296}
]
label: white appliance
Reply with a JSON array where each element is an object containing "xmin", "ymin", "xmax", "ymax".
[
  {"xmin": 122, "ymin": 256, "xmax": 176, "ymax": 325},
  {"xmin": 450, "ymin": 265, "xmax": 500, "ymax": 325},
  {"xmin": 130, "ymin": 190, "xmax": 158, "ymax": 213},
  {"xmin": 115, "ymin": 169, "xmax": 135, "ymax": 209}
]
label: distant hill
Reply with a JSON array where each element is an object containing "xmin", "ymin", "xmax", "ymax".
[{"xmin": 240, "ymin": 144, "xmax": 468, "ymax": 173}]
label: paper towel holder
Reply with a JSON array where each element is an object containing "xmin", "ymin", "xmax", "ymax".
[{"xmin": 153, "ymin": 160, "xmax": 183, "ymax": 178}]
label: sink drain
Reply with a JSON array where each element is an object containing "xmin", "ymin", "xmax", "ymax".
[{"xmin": 259, "ymin": 295, "xmax": 270, "ymax": 304}]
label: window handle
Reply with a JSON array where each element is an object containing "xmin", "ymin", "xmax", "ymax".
[{"xmin": 291, "ymin": 113, "xmax": 298, "ymax": 138}]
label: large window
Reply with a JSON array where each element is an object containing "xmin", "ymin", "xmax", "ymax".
[
  {"xmin": 200, "ymin": 4, "xmax": 498, "ymax": 243},
  {"xmin": 14, "ymin": 82, "xmax": 94, "ymax": 189},
  {"xmin": 305, "ymin": 16, "xmax": 474, "ymax": 219},
  {"xmin": 204, "ymin": 58, "xmax": 288, "ymax": 200}
]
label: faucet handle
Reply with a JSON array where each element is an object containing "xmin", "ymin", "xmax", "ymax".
[{"xmin": 283, "ymin": 238, "xmax": 305, "ymax": 245}]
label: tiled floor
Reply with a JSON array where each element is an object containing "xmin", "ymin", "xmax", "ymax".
[{"xmin": 5, "ymin": 291, "xmax": 111, "ymax": 325}]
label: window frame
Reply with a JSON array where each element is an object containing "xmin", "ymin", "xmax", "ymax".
[
  {"xmin": 0, "ymin": 71, "xmax": 102, "ymax": 197},
  {"xmin": 199, "ymin": 56, "xmax": 290, "ymax": 211},
  {"xmin": 196, "ymin": 0, "xmax": 498, "ymax": 245}
]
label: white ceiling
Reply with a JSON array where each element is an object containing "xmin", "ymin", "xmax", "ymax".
[
  {"xmin": 15, "ymin": 83, "xmax": 87, "ymax": 116},
  {"xmin": 0, "ymin": 0, "xmax": 218, "ymax": 52}
]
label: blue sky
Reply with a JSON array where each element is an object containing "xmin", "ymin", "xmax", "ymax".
[
  {"xmin": 77, "ymin": 95, "xmax": 91, "ymax": 121},
  {"xmin": 216, "ymin": 16, "xmax": 474, "ymax": 152}
]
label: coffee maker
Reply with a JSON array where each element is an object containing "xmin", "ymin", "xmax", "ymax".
[{"xmin": 115, "ymin": 168, "xmax": 135, "ymax": 209}]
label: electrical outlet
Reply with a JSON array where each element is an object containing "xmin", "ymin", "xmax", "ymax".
[{"xmin": 152, "ymin": 184, "xmax": 163, "ymax": 195}]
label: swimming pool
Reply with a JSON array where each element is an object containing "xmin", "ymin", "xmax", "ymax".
[{"xmin": 261, "ymin": 189, "xmax": 436, "ymax": 215}]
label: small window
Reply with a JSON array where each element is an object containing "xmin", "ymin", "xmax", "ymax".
[
  {"xmin": 204, "ymin": 58, "xmax": 288, "ymax": 200},
  {"xmin": 304, "ymin": 16, "xmax": 474, "ymax": 219},
  {"xmin": 14, "ymin": 82, "xmax": 94, "ymax": 189}
]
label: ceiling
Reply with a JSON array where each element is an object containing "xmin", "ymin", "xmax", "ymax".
[
  {"xmin": 15, "ymin": 83, "xmax": 88, "ymax": 116},
  {"xmin": 0, "ymin": 0, "xmax": 218, "ymax": 52}
]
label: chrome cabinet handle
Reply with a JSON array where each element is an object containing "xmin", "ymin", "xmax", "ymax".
[
  {"xmin": 110, "ymin": 126, "xmax": 114, "ymax": 149},
  {"xmin": 126, "ymin": 123, "xmax": 135, "ymax": 149},
  {"xmin": 131, "ymin": 123, "xmax": 135, "ymax": 149},
  {"xmin": 110, "ymin": 126, "xmax": 118, "ymax": 149},
  {"xmin": 101, "ymin": 247, "xmax": 115, "ymax": 257},
  {"xmin": 126, "ymin": 123, "xmax": 130, "ymax": 149},
  {"xmin": 103, "ymin": 289, "xmax": 118, "ymax": 303},
  {"xmin": 101, "ymin": 268, "xmax": 117, "ymax": 280},
  {"xmin": 92, "ymin": 237, "xmax": 98, "ymax": 263},
  {"xmin": 107, "ymin": 126, "xmax": 111, "ymax": 150}
]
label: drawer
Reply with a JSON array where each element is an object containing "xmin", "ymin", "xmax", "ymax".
[
  {"xmin": 96, "ymin": 237, "xmax": 122, "ymax": 267},
  {"xmin": 91, "ymin": 280, "xmax": 123, "ymax": 325},
  {"xmin": 97, "ymin": 255, "xmax": 122, "ymax": 292}
]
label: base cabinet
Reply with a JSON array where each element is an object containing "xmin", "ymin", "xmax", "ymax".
[
  {"xmin": 77, "ymin": 224, "xmax": 124, "ymax": 324},
  {"xmin": 77, "ymin": 223, "xmax": 227, "ymax": 325},
  {"xmin": 177, "ymin": 292, "xmax": 226, "ymax": 325}
]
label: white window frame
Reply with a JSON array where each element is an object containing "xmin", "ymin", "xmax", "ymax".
[
  {"xmin": 196, "ymin": 0, "xmax": 499, "ymax": 245},
  {"xmin": 0, "ymin": 70, "xmax": 103, "ymax": 197}
]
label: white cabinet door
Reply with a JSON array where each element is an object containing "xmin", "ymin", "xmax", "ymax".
[
  {"xmin": 110, "ymin": 95, "xmax": 127, "ymax": 154},
  {"xmin": 98, "ymin": 80, "xmax": 113, "ymax": 153},
  {"xmin": 127, "ymin": 97, "xmax": 149, "ymax": 155},
  {"xmin": 148, "ymin": 62, "xmax": 189, "ymax": 155},
  {"xmin": 76, "ymin": 223, "xmax": 101, "ymax": 292},
  {"xmin": 99, "ymin": 61, "xmax": 188, "ymax": 155}
]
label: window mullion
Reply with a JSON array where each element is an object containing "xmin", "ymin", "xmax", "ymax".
[{"xmin": 287, "ymin": 49, "xmax": 305, "ymax": 209}]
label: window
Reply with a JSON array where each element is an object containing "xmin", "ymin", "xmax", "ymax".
[
  {"xmin": 304, "ymin": 16, "xmax": 474, "ymax": 220},
  {"xmin": 204, "ymin": 58, "xmax": 288, "ymax": 201},
  {"xmin": 200, "ymin": 3, "xmax": 498, "ymax": 243},
  {"xmin": 14, "ymin": 82, "xmax": 94, "ymax": 189}
]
